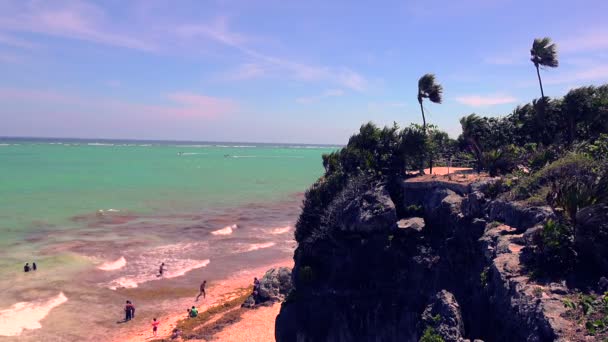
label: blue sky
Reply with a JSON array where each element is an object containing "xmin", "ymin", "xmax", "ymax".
[{"xmin": 1, "ymin": 0, "xmax": 608, "ymax": 144}]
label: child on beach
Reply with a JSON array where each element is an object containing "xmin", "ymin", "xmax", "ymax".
[
  {"xmin": 189, "ymin": 306, "xmax": 198, "ymax": 318},
  {"xmin": 151, "ymin": 318, "xmax": 159, "ymax": 336},
  {"xmin": 24, "ymin": 263, "xmax": 30, "ymax": 272}
]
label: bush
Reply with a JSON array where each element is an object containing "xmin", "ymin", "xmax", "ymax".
[
  {"xmin": 538, "ymin": 219, "xmax": 575, "ymax": 273},
  {"xmin": 419, "ymin": 327, "xmax": 444, "ymax": 342},
  {"xmin": 512, "ymin": 153, "xmax": 596, "ymax": 201}
]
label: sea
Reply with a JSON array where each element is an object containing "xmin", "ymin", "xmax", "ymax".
[{"xmin": 0, "ymin": 137, "xmax": 337, "ymax": 341}]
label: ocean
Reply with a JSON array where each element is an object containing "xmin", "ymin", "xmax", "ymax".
[{"xmin": 0, "ymin": 137, "xmax": 336, "ymax": 341}]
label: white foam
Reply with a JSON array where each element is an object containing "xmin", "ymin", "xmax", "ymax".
[
  {"xmin": 270, "ymin": 226, "xmax": 292, "ymax": 235},
  {"xmin": 211, "ymin": 224, "xmax": 237, "ymax": 236},
  {"xmin": 87, "ymin": 143, "xmax": 114, "ymax": 146},
  {"xmin": 245, "ymin": 242, "xmax": 275, "ymax": 252},
  {"xmin": 0, "ymin": 143, "xmax": 10, "ymax": 146},
  {"xmin": 97, "ymin": 256, "xmax": 127, "ymax": 271},
  {"xmin": 180, "ymin": 152, "xmax": 208, "ymax": 156},
  {"xmin": 102, "ymin": 244, "xmax": 211, "ymax": 290},
  {"xmin": 0, "ymin": 292, "xmax": 68, "ymax": 337}
]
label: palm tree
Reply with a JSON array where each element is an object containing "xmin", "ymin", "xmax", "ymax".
[
  {"xmin": 460, "ymin": 114, "xmax": 485, "ymax": 172},
  {"xmin": 530, "ymin": 37, "xmax": 558, "ymax": 99},
  {"xmin": 417, "ymin": 73, "xmax": 443, "ymax": 131}
]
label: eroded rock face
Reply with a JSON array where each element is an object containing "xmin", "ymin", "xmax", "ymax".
[
  {"xmin": 488, "ymin": 200, "xmax": 555, "ymax": 231},
  {"xmin": 276, "ymin": 176, "xmax": 582, "ymax": 342},
  {"xmin": 328, "ymin": 180, "xmax": 397, "ymax": 234},
  {"xmin": 419, "ymin": 290, "xmax": 465, "ymax": 342},
  {"xmin": 576, "ymin": 204, "xmax": 608, "ymax": 273}
]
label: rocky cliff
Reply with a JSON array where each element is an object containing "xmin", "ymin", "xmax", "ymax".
[{"xmin": 275, "ymin": 175, "xmax": 600, "ymax": 342}]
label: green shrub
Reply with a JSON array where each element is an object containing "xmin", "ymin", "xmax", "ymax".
[
  {"xmin": 512, "ymin": 153, "xmax": 596, "ymax": 201},
  {"xmin": 404, "ymin": 204, "xmax": 424, "ymax": 217},
  {"xmin": 538, "ymin": 219, "xmax": 575, "ymax": 272},
  {"xmin": 419, "ymin": 326, "xmax": 444, "ymax": 342}
]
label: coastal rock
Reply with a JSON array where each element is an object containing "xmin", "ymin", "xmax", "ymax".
[
  {"xmin": 461, "ymin": 191, "xmax": 486, "ymax": 219},
  {"xmin": 419, "ymin": 290, "xmax": 465, "ymax": 342},
  {"xmin": 328, "ymin": 179, "xmax": 397, "ymax": 233},
  {"xmin": 488, "ymin": 200, "xmax": 555, "ymax": 231},
  {"xmin": 243, "ymin": 267, "xmax": 292, "ymax": 308},
  {"xmin": 576, "ymin": 204, "xmax": 608, "ymax": 273},
  {"xmin": 277, "ymin": 177, "xmax": 580, "ymax": 342}
]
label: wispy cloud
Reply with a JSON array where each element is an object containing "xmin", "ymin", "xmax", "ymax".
[
  {"xmin": 177, "ymin": 17, "xmax": 368, "ymax": 91},
  {"xmin": 0, "ymin": 87, "xmax": 235, "ymax": 119},
  {"xmin": 296, "ymin": 89, "xmax": 344, "ymax": 104},
  {"xmin": 221, "ymin": 63, "xmax": 268, "ymax": 81},
  {"xmin": 560, "ymin": 29, "xmax": 608, "ymax": 53},
  {"xmin": 0, "ymin": 0, "xmax": 156, "ymax": 51},
  {"xmin": 455, "ymin": 94, "xmax": 517, "ymax": 107},
  {"xmin": 0, "ymin": 32, "xmax": 39, "ymax": 49},
  {"xmin": 544, "ymin": 64, "xmax": 608, "ymax": 85}
]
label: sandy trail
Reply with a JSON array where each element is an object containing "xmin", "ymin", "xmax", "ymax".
[{"xmin": 115, "ymin": 259, "xmax": 292, "ymax": 342}]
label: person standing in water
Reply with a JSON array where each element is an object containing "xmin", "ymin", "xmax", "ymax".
[
  {"xmin": 196, "ymin": 280, "xmax": 207, "ymax": 301},
  {"xmin": 157, "ymin": 262, "xmax": 165, "ymax": 277},
  {"xmin": 23, "ymin": 263, "xmax": 30, "ymax": 272},
  {"xmin": 151, "ymin": 318, "xmax": 159, "ymax": 336}
]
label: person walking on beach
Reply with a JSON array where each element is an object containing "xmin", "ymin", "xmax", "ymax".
[
  {"xmin": 24, "ymin": 263, "xmax": 30, "ymax": 272},
  {"xmin": 151, "ymin": 318, "xmax": 159, "ymax": 336},
  {"xmin": 32, "ymin": 262, "xmax": 37, "ymax": 271},
  {"xmin": 157, "ymin": 262, "xmax": 165, "ymax": 277},
  {"xmin": 196, "ymin": 280, "xmax": 206, "ymax": 301}
]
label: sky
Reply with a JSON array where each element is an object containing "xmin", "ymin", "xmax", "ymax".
[{"xmin": 1, "ymin": 0, "xmax": 608, "ymax": 144}]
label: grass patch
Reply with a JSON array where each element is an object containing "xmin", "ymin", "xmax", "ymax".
[{"xmin": 176, "ymin": 286, "xmax": 252, "ymax": 339}]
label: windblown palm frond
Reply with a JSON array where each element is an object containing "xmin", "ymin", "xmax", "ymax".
[{"xmin": 531, "ymin": 37, "xmax": 559, "ymax": 68}]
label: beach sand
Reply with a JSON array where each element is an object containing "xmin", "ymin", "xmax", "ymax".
[{"xmin": 115, "ymin": 259, "xmax": 292, "ymax": 342}]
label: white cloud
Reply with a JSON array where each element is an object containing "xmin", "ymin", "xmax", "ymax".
[{"xmin": 455, "ymin": 94, "xmax": 517, "ymax": 107}]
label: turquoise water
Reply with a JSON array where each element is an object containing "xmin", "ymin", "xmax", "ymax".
[
  {"xmin": 0, "ymin": 138, "xmax": 336, "ymax": 341},
  {"xmin": 0, "ymin": 138, "xmax": 334, "ymax": 246}
]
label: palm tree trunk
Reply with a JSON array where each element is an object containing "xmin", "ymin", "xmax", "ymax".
[
  {"xmin": 419, "ymin": 101, "xmax": 426, "ymax": 131},
  {"xmin": 535, "ymin": 65, "xmax": 545, "ymax": 99},
  {"xmin": 418, "ymin": 99, "xmax": 426, "ymax": 174}
]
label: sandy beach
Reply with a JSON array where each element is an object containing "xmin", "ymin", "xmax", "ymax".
[{"xmin": 114, "ymin": 259, "xmax": 293, "ymax": 342}]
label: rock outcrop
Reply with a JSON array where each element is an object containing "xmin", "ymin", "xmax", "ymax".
[
  {"xmin": 242, "ymin": 267, "xmax": 292, "ymax": 308},
  {"xmin": 576, "ymin": 204, "xmax": 608, "ymax": 274},
  {"xmin": 275, "ymin": 176, "xmax": 584, "ymax": 342},
  {"xmin": 419, "ymin": 290, "xmax": 465, "ymax": 342}
]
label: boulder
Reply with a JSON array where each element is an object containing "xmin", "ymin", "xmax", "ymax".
[
  {"xmin": 488, "ymin": 200, "xmax": 555, "ymax": 231},
  {"xmin": 461, "ymin": 191, "xmax": 486, "ymax": 219},
  {"xmin": 576, "ymin": 204, "xmax": 608, "ymax": 273},
  {"xmin": 397, "ymin": 217, "xmax": 425, "ymax": 232},
  {"xmin": 420, "ymin": 290, "xmax": 465, "ymax": 342},
  {"xmin": 329, "ymin": 179, "xmax": 397, "ymax": 233},
  {"xmin": 243, "ymin": 267, "xmax": 292, "ymax": 308}
]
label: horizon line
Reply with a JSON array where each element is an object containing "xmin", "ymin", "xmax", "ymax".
[{"xmin": 0, "ymin": 135, "xmax": 344, "ymax": 147}]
